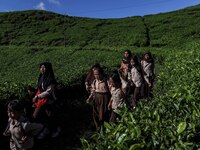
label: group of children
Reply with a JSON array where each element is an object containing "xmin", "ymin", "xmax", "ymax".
[
  {"xmin": 85, "ymin": 50, "xmax": 155, "ymax": 130},
  {"xmin": 2, "ymin": 50, "xmax": 155, "ymax": 149},
  {"xmin": 3, "ymin": 62, "xmax": 60, "ymax": 150}
]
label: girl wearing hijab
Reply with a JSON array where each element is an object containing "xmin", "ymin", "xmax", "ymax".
[
  {"xmin": 32, "ymin": 62, "xmax": 60, "ymax": 138},
  {"xmin": 141, "ymin": 52, "xmax": 155, "ymax": 99}
]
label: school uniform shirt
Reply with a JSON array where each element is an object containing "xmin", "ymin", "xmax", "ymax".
[
  {"xmin": 8, "ymin": 116, "xmax": 43, "ymax": 150},
  {"xmin": 141, "ymin": 60, "xmax": 154, "ymax": 84},
  {"xmin": 131, "ymin": 67, "xmax": 143, "ymax": 87},
  {"xmin": 141, "ymin": 60, "xmax": 154, "ymax": 77},
  {"xmin": 110, "ymin": 87, "xmax": 125, "ymax": 113},
  {"xmin": 92, "ymin": 79, "xmax": 109, "ymax": 93},
  {"xmin": 120, "ymin": 77, "xmax": 128, "ymax": 94}
]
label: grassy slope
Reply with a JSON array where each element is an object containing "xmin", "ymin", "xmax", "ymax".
[
  {"xmin": 0, "ymin": 4, "xmax": 200, "ymax": 150},
  {"xmin": 144, "ymin": 5, "xmax": 200, "ymax": 47},
  {"xmin": 0, "ymin": 10, "xmax": 147, "ymax": 47},
  {"xmin": 0, "ymin": 5, "xmax": 200, "ymax": 85}
]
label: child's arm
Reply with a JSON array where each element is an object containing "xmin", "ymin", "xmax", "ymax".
[
  {"xmin": 108, "ymin": 99, "xmax": 113, "ymax": 110},
  {"xmin": 86, "ymin": 93, "xmax": 94, "ymax": 103},
  {"xmin": 3, "ymin": 122, "xmax": 11, "ymax": 136},
  {"xmin": 23, "ymin": 122, "xmax": 43, "ymax": 137}
]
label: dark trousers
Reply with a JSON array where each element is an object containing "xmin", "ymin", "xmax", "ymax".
[{"xmin": 93, "ymin": 92, "xmax": 110, "ymax": 131}]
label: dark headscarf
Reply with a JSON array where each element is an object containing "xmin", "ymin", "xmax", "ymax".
[
  {"xmin": 142, "ymin": 51, "xmax": 154, "ymax": 63},
  {"xmin": 38, "ymin": 62, "xmax": 56, "ymax": 92},
  {"xmin": 122, "ymin": 50, "xmax": 132, "ymax": 63}
]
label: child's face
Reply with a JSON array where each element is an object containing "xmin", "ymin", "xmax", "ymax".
[
  {"xmin": 94, "ymin": 70, "xmax": 101, "ymax": 80},
  {"xmin": 94, "ymin": 70, "xmax": 100, "ymax": 80},
  {"xmin": 130, "ymin": 59, "xmax": 135, "ymax": 66},
  {"xmin": 109, "ymin": 78, "xmax": 115, "ymax": 87},
  {"xmin": 7, "ymin": 108, "xmax": 18, "ymax": 119},
  {"xmin": 40, "ymin": 65, "xmax": 46, "ymax": 74},
  {"xmin": 144, "ymin": 54, "xmax": 149, "ymax": 60},
  {"xmin": 124, "ymin": 51, "xmax": 129, "ymax": 58}
]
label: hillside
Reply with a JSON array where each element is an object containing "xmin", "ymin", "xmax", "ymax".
[
  {"xmin": 0, "ymin": 5, "xmax": 199, "ymax": 85},
  {"xmin": 0, "ymin": 10, "xmax": 147, "ymax": 47},
  {"xmin": 144, "ymin": 5, "xmax": 200, "ymax": 47},
  {"xmin": 0, "ymin": 4, "xmax": 200, "ymax": 149},
  {"xmin": 0, "ymin": 5, "xmax": 200, "ymax": 48}
]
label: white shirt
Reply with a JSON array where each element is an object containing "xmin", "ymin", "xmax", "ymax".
[
  {"xmin": 131, "ymin": 67, "xmax": 143, "ymax": 87},
  {"xmin": 110, "ymin": 87, "xmax": 125, "ymax": 113}
]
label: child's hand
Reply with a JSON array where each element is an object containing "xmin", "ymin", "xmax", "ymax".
[
  {"xmin": 86, "ymin": 98, "xmax": 90, "ymax": 104},
  {"xmin": 3, "ymin": 131, "xmax": 10, "ymax": 136},
  {"xmin": 32, "ymin": 96, "xmax": 38, "ymax": 103},
  {"xmin": 148, "ymin": 83, "xmax": 152, "ymax": 87},
  {"xmin": 21, "ymin": 136, "xmax": 28, "ymax": 142}
]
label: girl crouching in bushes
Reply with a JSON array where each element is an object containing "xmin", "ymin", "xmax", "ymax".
[{"xmin": 3, "ymin": 100, "xmax": 43, "ymax": 150}]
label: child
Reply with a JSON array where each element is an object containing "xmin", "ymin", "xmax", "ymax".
[
  {"xmin": 85, "ymin": 64, "xmax": 101, "ymax": 103},
  {"xmin": 3, "ymin": 100, "xmax": 43, "ymax": 150},
  {"xmin": 119, "ymin": 50, "xmax": 132, "ymax": 79},
  {"xmin": 129, "ymin": 56, "xmax": 144, "ymax": 108},
  {"xmin": 85, "ymin": 64, "xmax": 101, "ymax": 94},
  {"xmin": 32, "ymin": 62, "xmax": 60, "ymax": 138},
  {"xmin": 108, "ymin": 72, "xmax": 125, "ymax": 122},
  {"xmin": 91, "ymin": 67, "xmax": 111, "ymax": 130},
  {"xmin": 141, "ymin": 52, "xmax": 155, "ymax": 99}
]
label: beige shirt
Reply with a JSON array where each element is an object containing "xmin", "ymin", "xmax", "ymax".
[
  {"xmin": 8, "ymin": 116, "xmax": 43, "ymax": 150},
  {"xmin": 92, "ymin": 79, "xmax": 109, "ymax": 93},
  {"xmin": 110, "ymin": 87, "xmax": 125, "ymax": 113},
  {"xmin": 141, "ymin": 60, "xmax": 154, "ymax": 77},
  {"xmin": 120, "ymin": 77, "xmax": 128, "ymax": 94},
  {"xmin": 131, "ymin": 67, "xmax": 143, "ymax": 87}
]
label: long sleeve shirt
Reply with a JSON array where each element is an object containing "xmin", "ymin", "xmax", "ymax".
[
  {"xmin": 131, "ymin": 67, "xmax": 143, "ymax": 87},
  {"xmin": 8, "ymin": 116, "xmax": 43, "ymax": 150},
  {"xmin": 110, "ymin": 87, "xmax": 125, "ymax": 113},
  {"xmin": 141, "ymin": 60, "xmax": 154, "ymax": 77},
  {"xmin": 92, "ymin": 79, "xmax": 109, "ymax": 93},
  {"xmin": 141, "ymin": 60, "xmax": 154, "ymax": 84}
]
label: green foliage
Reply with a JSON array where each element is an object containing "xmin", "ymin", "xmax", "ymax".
[
  {"xmin": 144, "ymin": 5, "xmax": 200, "ymax": 47},
  {"xmin": 0, "ymin": 4, "xmax": 200, "ymax": 149},
  {"xmin": 0, "ymin": 11, "xmax": 147, "ymax": 47},
  {"xmin": 81, "ymin": 42, "xmax": 200, "ymax": 149}
]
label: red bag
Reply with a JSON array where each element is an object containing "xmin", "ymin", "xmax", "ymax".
[{"xmin": 33, "ymin": 90, "xmax": 47, "ymax": 107}]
